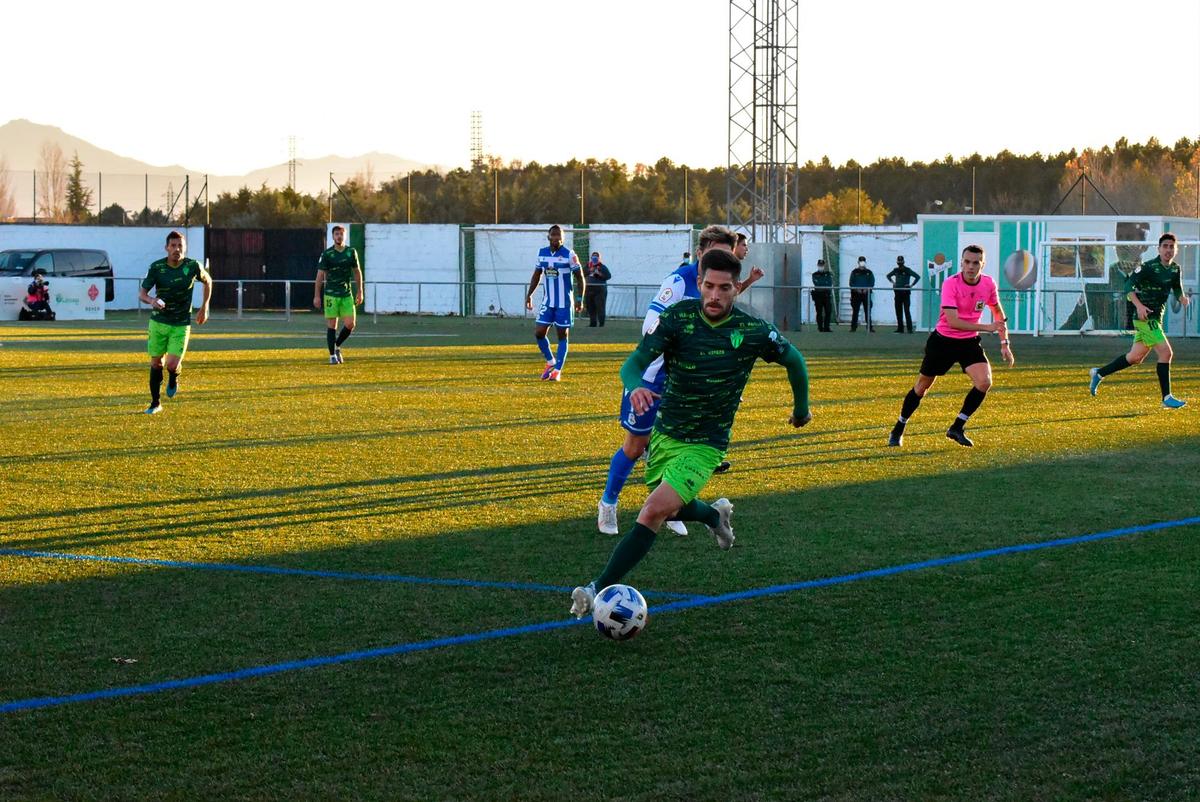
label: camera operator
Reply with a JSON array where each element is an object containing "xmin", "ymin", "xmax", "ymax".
[{"xmin": 20, "ymin": 269, "xmax": 55, "ymax": 321}]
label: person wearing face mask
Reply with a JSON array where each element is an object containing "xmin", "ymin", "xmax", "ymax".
[
  {"xmin": 583, "ymin": 252, "xmax": 612, "ymax": 327},
  {"xmin": 849, "ymin": 256, "xmax": 876, "ymax": 332},
  {"xmin": 811, "ymin": 259, "xmax": 834, "ymax": 332},
  {"xmin": 887, "ymin": 255, "xmax": 921, "ymax": 333}
]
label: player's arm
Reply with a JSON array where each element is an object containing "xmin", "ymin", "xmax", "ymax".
[
  {"xmin": 779, "ymin": 344, "xmax": 812, "ymax": 427},
  {"xmin": 942, "ymin": 307, "xmax": 1000, "ymax": 333},
  {"xmin": 1172, "ymin": 271, "xmax": 1190, "ymax": 307},
  {"xmin": 573, "ymin": 264, "xmax": 586, "ymax": 311},
  {"xmin": 195, "ymin": 265, "xmax": 213, "ymax": 325},
  {"xmin": 313, "ymin": 268, "xmax": 326, "ymax": 310},
  {"xmin": 737, "ymin": 267, "xmax": 765, "ymax": 294},
  {"xmin": 524, "ymin": 269, "xmax": 542, "ymax": 311},
  {"xmin": 353, "ymin": 265, "xmax": 364, "ymax": 306},
  {"xmin": 138, "ymin": 271, "xmax": 164, "ymax": 311},
  {"xmin": 988, "ymin": 301, "xmax": 1014, "ymax": 366}
]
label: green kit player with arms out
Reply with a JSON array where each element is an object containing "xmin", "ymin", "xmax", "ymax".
[
  {"xmin": 314, "ymin": 224, "xmax": 364, "ymax": 364},
  {"xmin": 1089, "ymin": 232, "xmax": 1191, "ymax": 408},
  {"xmin": 138, "ymin": 230, "xmax": 212, "ymax": 415},
  {"xmin": 571, "ymin": 247, "xmax": 813, "ymax": 618}
]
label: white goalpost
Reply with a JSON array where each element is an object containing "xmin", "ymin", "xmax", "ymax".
[{"xmin": 1036, "ymin": 239, "xmax": 1199, "ymax": 336}]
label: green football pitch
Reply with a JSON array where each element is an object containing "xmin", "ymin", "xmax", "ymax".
[{"xmin": 1, "ymin": 314, "xmax": 1198, "ymax": 800}]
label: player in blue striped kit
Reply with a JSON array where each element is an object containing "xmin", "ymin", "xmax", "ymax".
[
  {"xmin": 524, "ymin": 224, "xmax": 585, "ymax": 381},
  {"xmin": 596, "ymin": 224, "xmax": 764, "ymax": 536}
]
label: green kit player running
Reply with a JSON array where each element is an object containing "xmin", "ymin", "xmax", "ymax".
[
  {"xmin": 1089, "ymin": 232, "xmax": 1191, "ymax": 408},
  {"xmin": 313, "ymin": 224, "xmax": 364, "ymax": 364},
  {"xmin": 570, "ymin": 248, "xmax": 813, "ymax": 619},
  {"xmin": 138, "ymin": 230, "xmax": 212, "ymax": 415}
]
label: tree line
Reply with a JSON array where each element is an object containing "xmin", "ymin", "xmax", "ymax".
[{"xmin": 3, "ymin": 137, "xmax": 1196, "ymax": 228}]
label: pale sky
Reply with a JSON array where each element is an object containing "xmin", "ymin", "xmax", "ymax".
[{"xmin": 5, "ymin": 0, "xmax": 1199, "ymax": 175}]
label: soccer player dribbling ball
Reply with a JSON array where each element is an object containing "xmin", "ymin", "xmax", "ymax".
[
  {"xmin": 887, "ymin": 244, "xmax": 1014, "ymax": 448},
  {"xmin": 138, "ymin": 230, "xmax": 212, "ymax": 414},
  {"xmin": 1089, "ymin": 232, "xmax": 1190, "ymax": 408},
  {"xmin": 571, "ymin": 247, "xmax": 812, "ymax": 619}
]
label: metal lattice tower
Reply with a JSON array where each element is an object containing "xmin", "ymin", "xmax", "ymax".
[
  {"xmin": 288, "ymin": 135, "xmax": 297, "ymax": 190},
  {"xmin": 727, "ymin": 0, "xmax": 799, "ymax": 243},
  {"xmin": 470, "ymin": 111, "xmax": 484, "ymax": 168}
]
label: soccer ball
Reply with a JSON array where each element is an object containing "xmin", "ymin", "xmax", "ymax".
[
  {"xmin": 592, "ymin": 584, "xmax": 649, "ymax": 641},
  {"xmin": 1003, "ymin": 249, "xmax": 1038, "ymax": 291}
]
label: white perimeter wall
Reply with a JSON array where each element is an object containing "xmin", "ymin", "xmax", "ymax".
[
  {"xmin": 362, "ymin": 224, "xmax": 460, "ymax": 314},
  {"xmin": 0, "ymin": 225, "xmax": 206, "ymax": 309}
]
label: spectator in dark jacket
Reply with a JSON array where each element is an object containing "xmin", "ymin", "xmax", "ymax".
[{"xmin": 584, "ymin": 252, "xmax": 612, "ymax": 327}]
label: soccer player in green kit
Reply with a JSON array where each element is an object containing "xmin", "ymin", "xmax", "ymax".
[
  {"xmin": 137, "ymin": 230, "xmax": 212, "ymax": 415},
  {"xmin": 570, "ymin": 247, "xmax": 812, "ymax": 618},
  {"xmin": 1089, "ymin": 232, "xmax": 1191, "ymax": 408},
  {"xmin": 313, "ymin": 225, "xmax": 364, "ymax": 364}
]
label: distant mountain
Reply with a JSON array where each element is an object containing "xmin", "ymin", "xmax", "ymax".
[{"xmin": 0, "ymin": 119, "xmax": 434, "ymax": 211}]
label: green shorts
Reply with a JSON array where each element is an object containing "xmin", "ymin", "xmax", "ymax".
[
  {"xmin": 645, "ymin": 430, "xmax": 725, "ymax": 504},
  {"xmin": 147, "ymin": 319, "xmax": 191, "ymax": 358},
  {"xmin": 324, "ymin": 294, "xmax": 357, "ymax": 320},
  {"xmin": 1133, "ymin": 318, "xmax": 1168, "ymax": 347}
]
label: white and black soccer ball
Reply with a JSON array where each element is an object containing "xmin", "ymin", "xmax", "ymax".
[{"xmin": 592, "ymin": 584, "xmax": 648, "ymax": 641}]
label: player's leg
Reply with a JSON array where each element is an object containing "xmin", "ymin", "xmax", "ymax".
[
  {"xmin": 550, "ymin": 315, "xmax": 570, "ymax": 379},
  {"xmin": 1153, "ymin": 338, "xmax": 1185, "ymax": 407},
  {"xmin": 599, "ymin": 391, "xmax": 656, "ymax": 534},
  {"xmin": 1091, "ymin": 329, "xmax": 1152, "ymax": 394},
  {"xmin": 323, "ymin": 296, "xmax": 340, "ymax": 363},
  {"xmin": 532, "ymin": 320, "xmax": 555, "ymax": 377},
  {"xmin": 162, "ymin": 325, "xmax": 190, "ymax": 398},
  {"xmin": 947, "ymin": 355, "xmax": 992, "ymax": 448},
  {"xmin": 144, "ymin": 320, "xmax": 170, "ymax": 413},
  {"xmin": 334, "ymin": 301, "xmax": 357, "ymax": 363}
]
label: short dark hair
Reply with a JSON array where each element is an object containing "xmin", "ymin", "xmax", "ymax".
[
  {"xmin": 962, "ymin": 244, "xmax": 984, "ymax": 258},
  {"xmin": 548, "ymin": 224, "xmax": 562, "ymax": 235},
  {"xmin": 331, "ymin": 225, "xmax": 345, "ymax": 234},
  {"xmin": 697, "ymin": 224, "xmax": 737, "ymax": 253},
  {"xmin": 736, "ymin": 233, "xmax": 748, "ymax": 244},
  {"xmin": 1159, "ymin": 232, "xmax": 1178, "ymax": 246},
  {"xmin": 699, "ymin": 248, "xmax": 742, "ymax": 281},
  {"xmin": 166, "ymin": 230, "xmax": 183, "ymax": 244}
]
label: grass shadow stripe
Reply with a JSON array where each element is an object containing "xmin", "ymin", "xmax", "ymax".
[{"xmin": 0, "ymin": 549, "xmax": 704, "ymax": 601}]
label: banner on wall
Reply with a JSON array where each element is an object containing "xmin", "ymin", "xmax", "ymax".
[{"xmin": 0, "ymin": 277, "xmax": 105, "ymax": 320}]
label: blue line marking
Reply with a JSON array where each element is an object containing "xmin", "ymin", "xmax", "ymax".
[
  {"xmin": 3, "ymin": 516, "xmax": 1196, "ymax": 715},
  {"xmin": 0, "ymin": 549, "xmax": 701, "ymax": 602}
]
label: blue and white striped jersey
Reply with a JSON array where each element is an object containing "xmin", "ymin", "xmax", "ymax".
[
  {"xmin": 639, "ymin": 261, "xmax": 702, "ymax": 389},
  {"xmin": 535, "ymin": 246, "xmax": 582, "ymax": 309}
]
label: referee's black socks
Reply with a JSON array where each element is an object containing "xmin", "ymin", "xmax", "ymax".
[
  {"xmin": 897, "ymin": 388, "xmax": 923, "ymax": 424},
  {"xmin": 951, "ymin": 387, "xmax": 987, "ymax": 429}
]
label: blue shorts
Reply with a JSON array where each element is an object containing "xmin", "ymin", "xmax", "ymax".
[
  {"xmin": 536, "ymin": 304, "xmax": 573, "ymax": 328},
  {"xmin": 619, "ymin": 384, "xmax": 662, "ymax": 434}
]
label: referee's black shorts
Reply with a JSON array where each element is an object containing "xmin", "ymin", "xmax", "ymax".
[{"xmin": 919, "ymin": 331, "xmax": 988, "ymax": 377}]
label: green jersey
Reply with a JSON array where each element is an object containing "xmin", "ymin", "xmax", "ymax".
[
  {"xmin": 318, "ymin": 246, "xmax": 361, "ymax": 297},
  {"xmin": 141, "ymin": 258, "xmax": 208, "ymax": 326},
  {"xmin": 624, "ymin": 299, "xmax": 799, "ymax": 451},
  {"xmin": 1125, "ymin": 256, "xmax": 1182, "ymax": 321}
]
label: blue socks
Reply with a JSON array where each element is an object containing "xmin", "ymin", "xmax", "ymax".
[
  {"xmin": 555, "ymin": 339, "xmax": 569, "ymax": 370},
  {"xmin": 536, "ymin": 336, "xmax": 553, "ymax": 362},
  {"xmin": 602, "ymin": 448, "xmax": 639, "ymax": 505}
]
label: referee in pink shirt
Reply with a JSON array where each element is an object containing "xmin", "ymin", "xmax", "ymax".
[{"xmin": 888, "ymin": 244, "xmax": 1015, "ymax": 448}]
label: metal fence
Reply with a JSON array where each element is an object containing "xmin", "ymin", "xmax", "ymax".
[{"xmin": 103, "ymin": 277, "xmax": 1199, "ymax": 336}]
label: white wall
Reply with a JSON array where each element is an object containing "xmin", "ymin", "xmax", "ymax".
[
  {"xmin": 586, "ymin": 225, "xmax": 693, "ymax": 318},
  {"xmin": 0, "ymin": 225, "xmax": 206, "ymax": 309},
  {"xmin": 362, "ymin": 224, "xmax": 460, "ymax": 314}
]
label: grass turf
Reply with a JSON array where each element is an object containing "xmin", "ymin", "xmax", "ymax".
[{"xmin": 1, "ymin": 314, "xmax": 1198, "ymax": 800}]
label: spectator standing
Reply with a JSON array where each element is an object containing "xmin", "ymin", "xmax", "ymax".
[{"xmin": 584, "ymin": 251, "xmax": 612, "ymax": 327}]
